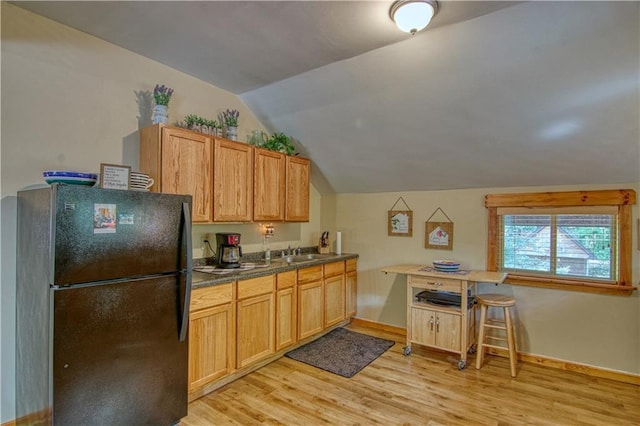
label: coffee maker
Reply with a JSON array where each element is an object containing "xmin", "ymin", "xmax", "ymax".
[{"xmin": 215, "ymin": 233, "xmax": 242, "ymax": 268}]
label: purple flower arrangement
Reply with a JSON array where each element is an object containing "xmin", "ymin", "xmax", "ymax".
[
  {"xmin": 221, "ymin": 109, "xmax": 239, "ymax": 127},
  {"xmin": 153, "ymin": 84, "xmax": 174, "ymax": 106}
]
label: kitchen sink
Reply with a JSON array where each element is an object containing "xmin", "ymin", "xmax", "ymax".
[{"xmin": 275, "ymin": 253, "xmax": 336, "ymax": 264}]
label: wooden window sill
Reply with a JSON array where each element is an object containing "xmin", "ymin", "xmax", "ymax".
[{"xmin": 504, "ymin": 275, "xmax": 636, "ymax": 296}]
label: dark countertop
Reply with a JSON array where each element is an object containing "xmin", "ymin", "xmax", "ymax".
[{"xmin": 192, "ymin": 253, "xmax": 359, "ymax": 289}]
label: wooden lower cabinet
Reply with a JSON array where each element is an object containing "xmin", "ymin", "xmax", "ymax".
[
  {"xmin": 188, "ymin": 284, "xmax": 234, "ymax": 392},
  {"xmin": 297, "ymin": 280, "xmax": 323, "ymax": 340},
  {"xmin": 236, "ymin": 276, "xmax": 275, "ymax": 369},
  {"xmin": 297, "ymin": 265, "xmax": 324, "ymax": 340},
  {"xmin": 189, "ymin": 257, "xmax": 358, "ymax": 398},
  {"xmin": 324, "ymin": 261, "xmax": 346, "ymax": 327},
  {"xmin": 410, "ymin": 307, "xmax": 461, "ymax": 352},
  {"xmin": 276, "ymin": 271, "xmax": 297, "ymax": 351}
]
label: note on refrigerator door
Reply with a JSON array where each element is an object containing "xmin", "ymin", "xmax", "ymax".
[{"xmin": 93, "ymin": 203, "xmax": 117, "ymax": 234}]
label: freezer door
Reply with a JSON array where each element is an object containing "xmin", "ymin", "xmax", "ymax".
[
  {"xmin": 53, "ymin": 185, "xmax": 191, "ymax": 285},
  {"xmin": 53, "ymin": 275, "xmax": 188, "ymax": 425}
]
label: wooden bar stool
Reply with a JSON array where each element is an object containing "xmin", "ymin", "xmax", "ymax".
[{"xmin": 475, "ymin": 293, "xmax": 518, "ymax": 377}]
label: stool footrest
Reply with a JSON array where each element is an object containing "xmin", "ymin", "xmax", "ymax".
[
  {"xmin": 484, "ymin": 324, "xmax": 507, "ymax": 330},
  {"xmin": 480, "ymin": 343, "xmax": 509, "ymax": 351},
  {"xmin": 486, "ymin": 335, "xmax": 508, "ymax": 343}
]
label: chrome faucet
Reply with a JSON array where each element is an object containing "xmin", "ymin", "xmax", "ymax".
[
  {"xmin": 287, "ymin": 245, "xmax": 292, "ymax": 255},
  {"xmin": 296, "ymin": 246, "xmax": 302, "ymax": 256}
]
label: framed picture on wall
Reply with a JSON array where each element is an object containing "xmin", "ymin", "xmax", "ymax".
[
  {"xmin": 425, "ymin": 221, "xmax": 454, "ymax": 250},
  {"xmin": 388, "ymin": 210, "xmax": 413, "ymax": 237}
]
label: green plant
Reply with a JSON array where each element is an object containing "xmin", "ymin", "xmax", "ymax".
[
  {"xmin": 221, "ymin": 109, "xmax": 239, "ymax": 127},
  {"xmin": 153, "ymin": 84, "xmax": 173, "ymax": 106},
  {"xmin": 262, "ymin": 132, "xmax": 296, "ymax": 156},
  {"xmin": 184, "ymin": 114, "xmax": 219, "ymax": 129}
]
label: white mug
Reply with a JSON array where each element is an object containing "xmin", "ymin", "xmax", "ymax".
[{"xmin": 130, "ymin": 172, "xmax": 154, "ymax": 190}]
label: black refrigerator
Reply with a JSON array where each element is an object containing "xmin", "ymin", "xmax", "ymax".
[{"xmin": 16, "ymin": 184, "xmax": 192, "ymax": 425}]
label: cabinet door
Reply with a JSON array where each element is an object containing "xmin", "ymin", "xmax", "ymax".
[
  {"xmin": 436, "ymin": 312, "xmax": 461, "ymax": 352},
  {"xmin": 346, "ymin": 271, "xmax": 357, "ymax": 319},
  {"xmin": 254, "ymin": 148, "xmax": 286, "ymax": 221},
  {"xmin": 236, "ymin": 293, "xmax": 274, "ymax": 368},
  {"xmin": 324, "ymin": 275, "xmax": 345, "ymax": 328},
  {"xmin": 188, "ymin": 303, "xmax": 233, "ymax": 391},
  {"xmin": 213, "ymin": 139, "xmax": 253, "ymax": 222},
  {"xmin": 276, "ymin": 287, "xmax": 297, "ymax": 351},
  {"xmin": 298, "ymin": 281, "xmax": 323, "ymax": 340},
  {"xmin": 160, "ymin": 127, "xmax": 213, "ymax": 222},
  {"xmin": 411, "ymin": 307, "xmax": 437, "ymax": 347},
  {"xmin": 285, "ymin": 156, "xmax": 310, "ymax": 222}
]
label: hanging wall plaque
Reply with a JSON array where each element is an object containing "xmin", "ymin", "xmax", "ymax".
[
  {"xmin": 388, "ymin": 197, "xmax": 413, "ymax": 237},
  {"xmin": 425, "ymin": 207, "xmax": 454, "ymax": 250}
]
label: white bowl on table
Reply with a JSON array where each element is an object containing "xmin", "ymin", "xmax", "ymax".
[{"xmin": 432, "ymin": 260, "xmax": 460, "ymax": 272}]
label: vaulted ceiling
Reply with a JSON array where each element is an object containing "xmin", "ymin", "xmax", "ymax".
[{"xmin": 13, "ymin": 1, "xmax": 640, "ymax": 194}]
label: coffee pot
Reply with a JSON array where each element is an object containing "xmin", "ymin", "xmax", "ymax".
[{"xmin": 215, "ymin": 233, "xmax": 242, "ymax": 269}]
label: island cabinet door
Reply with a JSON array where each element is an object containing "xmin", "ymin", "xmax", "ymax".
[{"xmin": 410, "ymin": 307, "xmax": 437, "ymax": 347}]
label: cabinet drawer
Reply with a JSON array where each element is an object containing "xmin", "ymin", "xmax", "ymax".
[
  {"xmin": 324, "ymin": 261, "xmax": 345, "ymax": 278},
  {"xmin": 190, "ymin": 283, "xmax": 233, "ymax": 312},
  {"xmin": 346, "ymin": 258, "xmax": 357, "ymax": 272},
  {"xmin": 409, "ymin": 275, "xmax": 462, "ymax": 293},
  {"xmin": 277, "ymin": 270, "xmax": 297, "ymax": 290},
  {"xmin": 238, "ymin": 275, "xmax": 274, "ymax": 299},
  {"xmin": 298, "ymin": 265, "xmax": 323, "ymax": 284}
]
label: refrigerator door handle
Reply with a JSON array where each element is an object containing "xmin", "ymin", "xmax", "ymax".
[{"xmin": 179, "ymin": 202, "xmax": 192, "ymax": 342}]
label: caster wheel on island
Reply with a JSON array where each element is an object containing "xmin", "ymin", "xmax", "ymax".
[
  {"xmin": 468, "ymin": 344, "xmax": 477, "ymax": 355},
  {"xmin": 457, "ymin": 360, "xmax": 467, "ymax": 370},
  {"xmin": 403, "ymin": 346, "xmax": 412, "ymax": 356}
]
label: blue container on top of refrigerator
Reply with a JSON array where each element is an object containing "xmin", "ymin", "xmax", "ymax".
[{"xmin": 16, "ymin": 183, "xmax": 192, "ymax": 425}]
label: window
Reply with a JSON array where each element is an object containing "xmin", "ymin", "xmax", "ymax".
[{"xmin": 485, "ymin": 190, "xmax": 636, "ymax": 295}]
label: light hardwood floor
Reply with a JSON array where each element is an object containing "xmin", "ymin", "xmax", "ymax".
[{"xmin": 181, "ymin": 323, "xmax": 640, "ymax": 425}]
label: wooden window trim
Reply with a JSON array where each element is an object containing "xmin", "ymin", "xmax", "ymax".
[{"xmin": 485, "ymin": 189, "xmax": 637, "ymax": 296}]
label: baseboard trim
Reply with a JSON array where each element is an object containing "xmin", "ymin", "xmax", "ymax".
[
  {"xmin": 353, "ymin": 318, "xmax": 640, "ymax": 386},
  {"xmin": 487, "ymin": 347, "xmax": 640, "ymax": 385},
  {"xmin": 350, "ymin": 317, "xmax": 406, "ymax": 336}
]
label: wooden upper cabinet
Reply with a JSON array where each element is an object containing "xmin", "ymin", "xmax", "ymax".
[
  {"xmin": 139, "ymin": 125, "xmax": 213, "ymax": 223},
  {"xmin": 213, "ymin": 138, "xmax": 253, "ymax": 222},
  {"xmin": 285, "ymin": 156, "xmax": 310, "ymax": 222},
  {"xmin": 253, "ymin": 147, "xmax": 286, "ymax": 222}
]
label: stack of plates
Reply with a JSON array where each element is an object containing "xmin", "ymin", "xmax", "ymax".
[
  {"xmin": 433, "ymin": 260, "xmax": 461, "ymax": 272},
  {"xmin": 43, "ymin": 170, "xmax": 97, "ymax": 186},
  {"xmin": 130, "ymin": 172, "xmax": 153, "ymax": 191}
]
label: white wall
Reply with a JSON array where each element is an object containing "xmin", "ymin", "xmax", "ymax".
[
  {"xmin": 336, "ymin": 183, "xmax": 640, "ymax": 374},
  {"xmin": 0, "ymin": 4, "xmax": 321, "ymax": 422}
]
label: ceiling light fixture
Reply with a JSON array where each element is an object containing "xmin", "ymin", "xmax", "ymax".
[{"xmin": 389, "ymin": 0, "xmax": 439, "ymax": 35}]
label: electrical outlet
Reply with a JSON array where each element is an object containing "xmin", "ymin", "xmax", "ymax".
[{"xmin": 202, "ymin": 235, "xmax": 214, "ymax": 258}]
